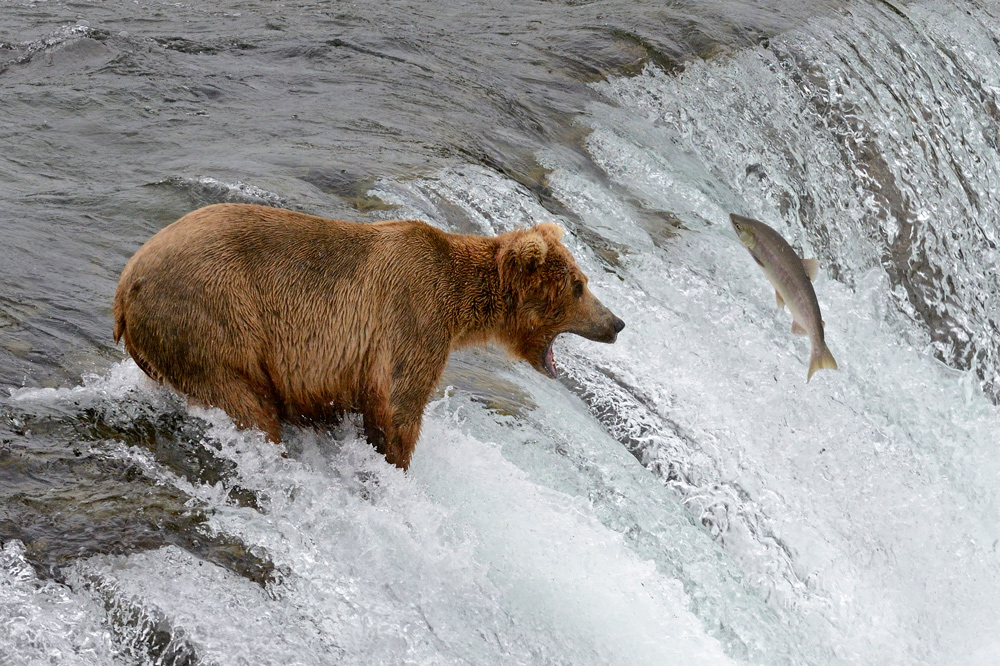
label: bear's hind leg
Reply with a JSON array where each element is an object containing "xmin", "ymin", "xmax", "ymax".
[{"xmin": 191, "ymin": 370, "xmax": 283, "ymax": 443}]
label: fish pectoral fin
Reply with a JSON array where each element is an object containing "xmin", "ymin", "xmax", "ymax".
[
  {"xmin": 775, "ymin": 290, "xmax": 785, "ymax": 309},
  {"xmin": 791, "ymin": 320, "xmax": 808, "ymax": 336},
  {"xmin": 802, "ymin": 258, "xmax": 819, "ymax": 282}
]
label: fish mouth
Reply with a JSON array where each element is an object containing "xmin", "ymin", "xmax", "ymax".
[{"xmin": 729, "ymin": 214, "xmax": 754, "ymax": 246}]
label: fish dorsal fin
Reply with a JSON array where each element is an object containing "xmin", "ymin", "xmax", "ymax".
[
  {"xmin": 775, "ymin": 290, "xmax": 785, "ymax": 310},
  {"xmin": 802, "ymin": 258, "xmax": 819, "ymax": 282},
  {"xmin": 791, "ymin": 320, "xmax": 808, "ymax": 336}
]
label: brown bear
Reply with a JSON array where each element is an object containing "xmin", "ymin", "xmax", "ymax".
[{"xmin": 113, "ymin": 203, "xmax": 624, "ymax": 469}]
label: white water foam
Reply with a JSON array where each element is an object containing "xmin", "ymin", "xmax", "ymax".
[
  {"xmin": 0, "ymin": 541, "xmax": 118, "ymax": 666},
  {"xmin": 10, "ymin": 360, "xmax": 738, "ymax": 665}
]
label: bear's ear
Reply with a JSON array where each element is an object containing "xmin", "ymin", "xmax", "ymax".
[
  {"xmin": 509, "ymin": 230, "xmax": 548, "ymax": 271},
  {"xmin": 534, "ymin": 222, "xmax": 564, "ymax": 244}
]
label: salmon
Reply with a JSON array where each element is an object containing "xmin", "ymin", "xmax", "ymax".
[{"xmin": 730, "ymin": 213, "xmax": 838, "ymax": 381}]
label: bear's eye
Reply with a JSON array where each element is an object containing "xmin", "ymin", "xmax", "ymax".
[{"xmin": 573, "ymin": 280, "xmax": 584, "ymax": 299}]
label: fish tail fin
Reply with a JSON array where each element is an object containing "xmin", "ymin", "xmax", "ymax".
[{"xmin": 807, "ymin": 343, "xmax": 838, "ymax": 382}]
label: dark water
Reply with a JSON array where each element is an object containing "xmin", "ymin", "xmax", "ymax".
[{"xmin": 2, "ymin": 1, "xmax": 1000, "ymax": 664}]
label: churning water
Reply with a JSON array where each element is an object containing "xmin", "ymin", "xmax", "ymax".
[{"xmin": 2, "ymin": 1, "xmax": 999, "ymax": 664}]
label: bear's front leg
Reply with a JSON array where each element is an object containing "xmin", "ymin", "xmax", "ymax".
[
  {"xmin": 384, "ymin": 372, "xmax": 442, "ymax": 469},
  {"xmin": 360, "ymin": 408, "xmax": 421, "ymax": 471},
  {"xmin": 361, "ymin": 376, "xmax": 435, "ymax": 470},
  {"xmin": 383, "ymin": 419, "xmax": 422, "ymax": 470}
]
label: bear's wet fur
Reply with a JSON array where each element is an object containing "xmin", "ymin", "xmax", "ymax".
[{"xmin": 114, "ymin": 203, "xmax": 624, "ymax": 469}]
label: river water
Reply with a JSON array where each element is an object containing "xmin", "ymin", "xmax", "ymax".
[{"xmin": 1, "ymin": 0, "xmax": 998, "ymax": 664}]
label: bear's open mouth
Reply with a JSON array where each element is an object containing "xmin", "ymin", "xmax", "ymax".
[{"xmin": 542, "ymin": 338, "xmax": 557, "ymax": 378}]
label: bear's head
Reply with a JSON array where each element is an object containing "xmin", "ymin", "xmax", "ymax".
[{"xmin": 497, "ymin": 223, "xmax": 625, "ymax": 378}]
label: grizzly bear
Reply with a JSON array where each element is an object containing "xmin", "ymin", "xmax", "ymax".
[{"xmin": 113, "ymin": 203, "xmax": 624, "ymax": 469}]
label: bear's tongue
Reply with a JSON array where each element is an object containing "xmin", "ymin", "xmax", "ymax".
[{"xmin": 543, "ymin": 341, "xmax": 557, "ymax": 378}]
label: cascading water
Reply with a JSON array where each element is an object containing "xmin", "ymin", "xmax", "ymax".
[{"xmin": 2, "ymin": 1, "xmax": 999, "ymax": 664}]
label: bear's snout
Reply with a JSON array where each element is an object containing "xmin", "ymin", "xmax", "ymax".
[
  {"xmin": 570, "ymin": 293, "xmax": 625, "ymax": 344},
  {"xmin": 590, "ymin": 313, "xmax": 625, "ymax": 344},
  {"xmin": 612, "ymin": 316, "xmax": 626, "ymax": 337}
]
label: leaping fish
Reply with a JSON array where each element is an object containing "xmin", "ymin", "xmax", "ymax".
[{"xmin": 730, "ymin": 213, "xmax": 838, "ymax": 381}]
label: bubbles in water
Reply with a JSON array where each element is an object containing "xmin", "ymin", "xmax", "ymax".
[{"xmin": 0, "ymin": 541, "xmax": 118, "ymax": 665}]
